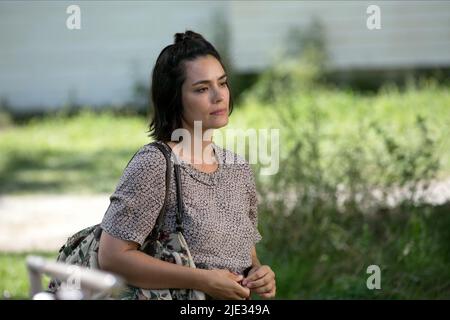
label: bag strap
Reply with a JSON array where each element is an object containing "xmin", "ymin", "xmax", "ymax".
[
  {"xmin": 96, "ymin": 141, "xmax": 185, "ymax": 244},
  {"xmin": 173, "ymin": 157, "xmax": 185, "ymax": 232},
  {"xmin": 146, "ymin": 141, "xmax": 184, "ymax": 242}
]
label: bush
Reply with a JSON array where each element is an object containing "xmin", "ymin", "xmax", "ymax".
[{"xmin": 236, "ymin": 51, "xmax": 450, "ymax": 298}]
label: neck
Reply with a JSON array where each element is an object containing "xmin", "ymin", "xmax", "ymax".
[{"xmin": 170, "ymin": 125, "xmax": 216, "ymax": 165}]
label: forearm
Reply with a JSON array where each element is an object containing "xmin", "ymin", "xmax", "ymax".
[
  {"xmin": 250, "ymin": 246, "xmax": 261, "ymax": 268},
  {"xmin": 99, "ymin": 248, "xmax": 208, "ymax": 291}
]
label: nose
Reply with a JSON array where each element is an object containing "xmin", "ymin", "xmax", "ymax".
[{"xmin": 212, "ymin": 86, "xmax": 224, "ymax": 104}]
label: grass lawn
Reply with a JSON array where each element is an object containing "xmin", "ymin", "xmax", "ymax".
[
  {"xmin": 1, "ymin": 84, "xmax": 449, "ymax": 195},
  {"xmin": 0, "ymin": 252, "xmax": 56, "ymax": 299},
  {"xmin": 0, "ymin": 83, "xmax": 449, "ymax": 299},
  {"xmin": 0, "ymin": 110, "xmax": 150, "ymax": 194}
]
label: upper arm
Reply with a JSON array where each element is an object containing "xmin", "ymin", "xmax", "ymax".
[
  {"xmin": 100, "ymin": 146, "xmax": 167, "ymax": 247},
  {"xmin": 98, "ymin": 230, "xmax": 139, "ymax": 269},
  {"xmin": 245, "ymin": 163, "xmax": 263, "ymax": 244},
  {"xmin": 250, "ymin": 245, "xmax": 261, "ymax": 268}
]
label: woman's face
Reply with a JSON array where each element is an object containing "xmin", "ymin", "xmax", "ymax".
[{"xmin": 180, "ymin": 54, "xmax": 230, "ymax": 135}]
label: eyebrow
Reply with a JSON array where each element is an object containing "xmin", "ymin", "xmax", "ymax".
[{"xmin": 192, "ymin": 74, "xmax": 227, "ymax": 86}]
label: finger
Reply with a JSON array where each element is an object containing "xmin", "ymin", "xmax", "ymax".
[
  {"xmin": 229, "ymin": 273, "xmax": 244, "ymax": 282},
  {"xmin": 243, "ymin": 266, "xmax": 271, "ymax": 284},
  {"xmin": 245, "ymin": 274, "xmax": 273, "ymax": 289},
  {"xmin": 246, "ymin": 267, "xmax": 258, "ymax": 277},
  {"xmin": 235, "ymin": 284, "xmax": 250, "ymax": 299},
  {"xmin": 253, "ymin": 283, "xmax": 274, "ymax": 294},
  {"xmin": 244, "ymin": 270, "xmax": 274, "ymax": 288},
  {"xmin": 239, "ymin": 287, "xmax": 251, "ymax": 299},
  {"xmin": 235, "ymin": 274, "xmax": 244, "ymax": 282}
]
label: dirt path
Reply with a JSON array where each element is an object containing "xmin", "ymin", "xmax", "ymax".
[
  {"xmin": 1, "ymin": 178, "xmax": 449, "ymax": 252},
  {"xmin": 0, "ymin": 194, "xmax": 110, "ymax": 252}
]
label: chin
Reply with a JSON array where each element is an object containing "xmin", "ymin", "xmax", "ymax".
[
  {"xmin": 212, "ymin": 117, "xmax": 229, "ymax": 129},
  {"xmin": 204, "ymin": 116, "xmax": 228, "ymax": 129}
]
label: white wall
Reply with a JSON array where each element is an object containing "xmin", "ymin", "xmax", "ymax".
[
  {"xmin": 230, "ymin": 1, "xmax": 450, "ymax": 71},
  {"xmin": 0, "ymin": 1, "xmax": 227, "ymax": 110},
  {"xmin": 0, "ymin": 1, "xmax": 449, "ymax": 111}
]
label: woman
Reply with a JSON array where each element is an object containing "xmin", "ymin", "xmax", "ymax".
[{"xmin": 98, "ymin": 30, "xmax": 276, "ymax": 300}]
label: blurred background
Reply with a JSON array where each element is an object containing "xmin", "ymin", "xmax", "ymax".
[{"xmin": 0, "ymin": 0, "xmax": 449, "ymax": 299}]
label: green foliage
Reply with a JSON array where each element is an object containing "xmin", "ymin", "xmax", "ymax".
[
  {"xmin": 238, "ymin": 50, "xmax": 450, "ymax": 298},
  {"xmin": 0, "ymin": 252, "xmax": 56, "ymax": 299},
  {"xmin": 0, "ymin": 58, "xmax": 449, "ymax": 298},
  {"xmin": 242, "ymin": 18, "xmax": 328, "ymax": 105},
  {"xmin": 0, "ymin": 109, "xmax": 150, "ymax": 194},
  {"xmin": 0, "ymin": 98, "xmax": 13, "ymax": 129}
]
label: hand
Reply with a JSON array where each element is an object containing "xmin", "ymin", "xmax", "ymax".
[
  {"xmin": 242, "ymin": 265, "xmax": 276, "ymax": 299},
  {"xmin": 202, "ymin": 269, "xmax": 251, "ymax": 300}
]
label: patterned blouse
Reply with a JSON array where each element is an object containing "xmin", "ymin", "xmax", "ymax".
[{"xmin": 100, "ymin": 140, "xmax": 262, "ymax": 274}]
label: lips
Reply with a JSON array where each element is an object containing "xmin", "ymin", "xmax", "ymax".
[{"xmin": 210, "ymin": 108, "xmax": 227, "ymax": 115}]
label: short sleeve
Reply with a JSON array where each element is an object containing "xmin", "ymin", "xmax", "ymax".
[
  {"xmin": 100, "ymin": 145, "xmax": 167, "ymax": 246},
  {"xmin": 246, "ymin": 163, "xmax": 263, "ymax": 244}
]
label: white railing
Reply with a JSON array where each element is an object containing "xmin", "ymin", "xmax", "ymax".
[{"xmin": 26, "ymin": 255, "xmax": 125, "ymax": 300}]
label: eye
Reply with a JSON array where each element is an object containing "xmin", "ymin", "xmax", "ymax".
[
  {"xmin": 196, "ymin": 87, "xmax": 208, "ymax": 93},
  {"xmin": 220, "ymin": 81, "xmax": 228, "ymax": 87}
]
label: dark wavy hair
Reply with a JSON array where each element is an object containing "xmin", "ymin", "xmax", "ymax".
[{"xmin": 147, "ymin": 30, "xmax": 234, "ymax": 142}]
